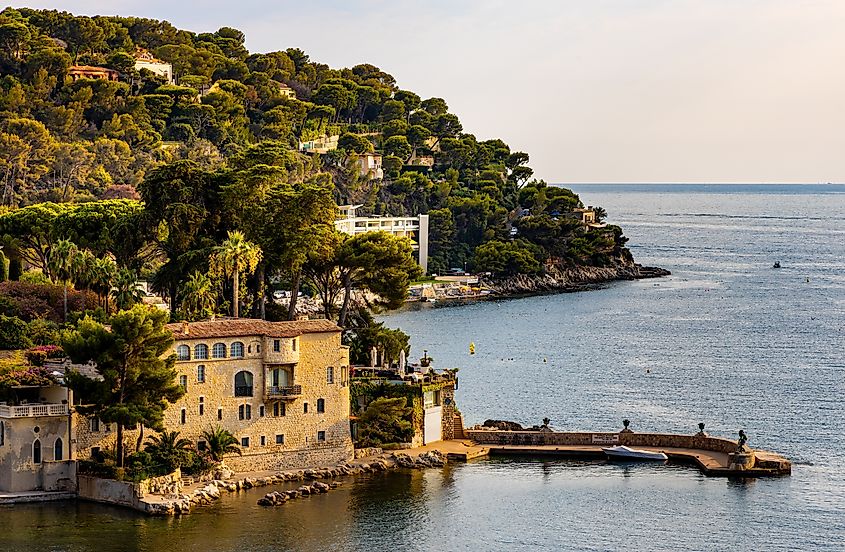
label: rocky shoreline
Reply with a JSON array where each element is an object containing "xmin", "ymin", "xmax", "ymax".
[
  {"xmin": 483, "ymin": 263, "xmax": 671, "ymax": 296},
  {"xmin": 146, "ymin": 450, "xmax": 448, "ymax": 515}
]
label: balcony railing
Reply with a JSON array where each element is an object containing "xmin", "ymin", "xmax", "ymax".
[
  {"xmin": 265, "ymin": 385, "xmax": 302, "ymax": 399},
  {"xmin": 0, "ymin": 403, "xmax": 68, "ymax": 418},
  {"xmin": 234, "ymin": 386, "xmax": 253, "ymax": 397}
]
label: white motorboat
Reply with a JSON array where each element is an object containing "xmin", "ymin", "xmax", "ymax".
[{"xmin": 602, "ymin": 445, "xmax": 668, "ymax": 461}]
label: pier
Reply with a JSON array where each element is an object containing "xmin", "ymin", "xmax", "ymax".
[{"xmin": 400, "ymin": 430, "xmax": 792, "ymax": 477}]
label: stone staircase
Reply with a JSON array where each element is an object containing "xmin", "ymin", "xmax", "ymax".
[{"xmin": 452, "ymin": 413, "xmax": 466, "ymax": 440}]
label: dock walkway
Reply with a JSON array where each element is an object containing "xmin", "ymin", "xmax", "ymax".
[{"xmin": 400, "ymin": 434, "xmax": 791, "ymax": 477}]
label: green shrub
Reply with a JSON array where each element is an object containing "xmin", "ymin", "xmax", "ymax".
[
  {"xmin": 26, "ymin": 319, "xmax": 61, "ymax": 346},
  {"xmin": 0, "ymin": 315, "xmax": 32, "ymax": 350}
]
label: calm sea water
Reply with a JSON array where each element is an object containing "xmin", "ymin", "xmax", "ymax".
[{"xmin": 4, "ymin": 184, "xmax": 844, "ymax": 551}]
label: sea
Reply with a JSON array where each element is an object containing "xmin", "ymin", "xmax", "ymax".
[{"xmin": 3, "ymin": 184, "xmax": 844, "ymax": 551}]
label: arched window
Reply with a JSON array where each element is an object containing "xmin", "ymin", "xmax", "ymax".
[
  {"xmin": 234, "ymin": 371, "xmax": 253, "ymax": 396},
  {"xmin": 54, "ymin": 438, "xmax": 63, "ymax": 461},
  {"xmin": 212, "ymin": 343, "xmax": 227, "ymax": 359},
  {"xmin": 176, "ymin": 345, "xmax": 190, "ymax": 361},
  {"xmin": 194, "ymin": 344, "xmax": 209, "ymax": 360},
  {"xmin": 33, "ymin": 439, "xmax": 41, "ymax": 464},
  {"xmin": 317, "ymin": 398, "xmax": 325, "ymax": 413},
  {"xmin": 230, "ymin": 342, "xmax": 244, "ymax": 358},
  {"xmin": 238, "ymin": 404, "xmax": 252, "ymax": 420}
]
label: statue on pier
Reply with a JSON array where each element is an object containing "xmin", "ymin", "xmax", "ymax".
[{"xmin": 737, "ymin": 430, "xmax": 749, "ymax": 452}]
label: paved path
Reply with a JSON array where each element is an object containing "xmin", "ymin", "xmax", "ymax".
[{"xmin": 0, "ymin": 490, "xmax": 76, "ymax": 504}]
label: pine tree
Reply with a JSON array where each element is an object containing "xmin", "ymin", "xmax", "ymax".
[{"xmin": 62, "ymin": 304, "xmax": 184, "ymax": 467}]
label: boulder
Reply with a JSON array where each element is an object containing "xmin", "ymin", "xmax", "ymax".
[
  {"xmin": 213, "ymin": 463, "xmax": 235, "ymax": 480},
  {"xmin": 482, "ymin": 419, "xmax": 524, "ymax": 431}
]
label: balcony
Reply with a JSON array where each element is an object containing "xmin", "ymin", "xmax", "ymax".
[
  {"xmin": 264, "ymin": 385, "xmax": 302, "ymax": 400},
  {"xmin": 0, "ymin": 403, "xmax": 69, "ymax": 418},
  {"xmin": 234, "ymin": 386, "xmax": 253, "ymax": 397}
]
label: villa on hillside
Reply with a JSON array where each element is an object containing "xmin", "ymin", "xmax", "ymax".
[
  {"xmin": 572, "ymin": 207, "xmax": 607, "ymax": 229},
  {"xmin": 276, "ymin": 82, "xmax": 296, "ymax": 98},
  {"xmin": 76, "ymin": 319, "xmax": 354, "ymax": 473},
  {"xmin": 406, "ymin": 153, "xmax": 435, "ymax": 170},
  {"xmin": 357, "ymin": 153, "xmax": 383, "ymax": 179},
  {"xmin": 299, "ymin": 135, "xmax": 339, "ymax": 154},
  {"xmin": 335, "ymin": 205, "xmax": 429, "ymax": 273},
  {"xmin": 133, "ymin": 48, "xmax": 174, "ymax": 84},
  {"xmin": 67, "ymin": 65, "xmax": 119, "ymax": 82}
]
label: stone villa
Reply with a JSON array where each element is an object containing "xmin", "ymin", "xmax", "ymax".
[
  {"xmin": 2, "ymin": 319, "xmax": 355, "ymax": 492},
  {"xmin": 76, "ymin": 318, "xmax": 354, "ymax": 473}
]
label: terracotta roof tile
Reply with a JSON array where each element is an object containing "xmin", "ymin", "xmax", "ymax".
[{"xmin": 165, "ymin": 318, "xmax": 340, "ymax": 340}]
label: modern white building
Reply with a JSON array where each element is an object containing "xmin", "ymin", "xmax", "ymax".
[{"xmin": 335, "ymin": 205, "xmax": 429, "ymax": 273}]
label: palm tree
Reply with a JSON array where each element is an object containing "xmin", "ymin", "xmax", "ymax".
[
  {"xmin": 46, "ymin": 239, "xmax": 79, "ymax": 322},
  {"xmin": 89, "ymin": 257, "xmax": 116, "ymax": 310},
  {"xmin": 179, "ymin": 271, "xmax": 216, "ymax": 321},
  {"xmin": 593, "ymin": 206, "xmax": 608, "ymax": 223},
  {"xmin": 111, "ymin": 268, "xmax": 143, "ymax": 311},
  {"xmin": 145, "ymin": 430, "xmax": 193, "ymax": 472},
  {"xmin": 209, "ymin": 230, "xmax": 262, "ymax": 318},
  {"xmin": 201, "ymin": 426, "xmax": 242, "ymax": 462}
]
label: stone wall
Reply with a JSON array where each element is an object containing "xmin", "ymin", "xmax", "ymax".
[
  {"xmin": 440, "ymin": 384, "xmax": 456, "ymax": 441},
  {"xmin": 78, "ymin": 475, "xmax": 141, "ymax": 509},
  {"xmin": 79, "ymin": 469, "xmax": 182, "ymax": 513},
  {"xmin": 75, "ymin": 330, "xmax": 355, "ymax": 473},
  {"xmin": 42, "ymin": 460, "xmax": 76, "ymax": 492},
  {"xmin": 466, "ymin": 430, "xmax": 739, "ymax": 454},
  {"xmin": 137, "ymin": 469, "xmax": 182, "ymax": 497}
]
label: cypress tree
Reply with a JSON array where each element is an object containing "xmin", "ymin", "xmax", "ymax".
[{"xmin": 8, "ymin": 258, "xmax": 22, "ymax": 281}]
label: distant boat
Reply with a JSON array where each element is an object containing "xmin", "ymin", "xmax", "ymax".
[
  {"xmin": 773, "ymin": 261, "xmax": 781, "ymax": 269},
  {"xmin": 602, "ymin": 445, "xmax": 668, "ymax": 461}
]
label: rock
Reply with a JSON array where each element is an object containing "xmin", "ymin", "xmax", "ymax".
[
  {"xmin": 297, "ymin": 485, "xmax": 312, "ymax": 495},
  {"xmin": 258, "ymin": 497, "xmax": 273, "ymax": 506},
  {"xmin": 483, "ymin": 263, "xmax": 671, "ymax": 297},
  {"xmin": 312, "ymin": 482, "xmax": 330, "ymax": 493},
  {"xmin": 482, "ymin": 419, "xmax": 525, "ymax": 431},
  {"xmin": 213, "ymin": 463, "xmax": 234, "ymax": 480}
]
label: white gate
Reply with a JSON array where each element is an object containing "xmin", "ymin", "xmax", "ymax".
[{"xmin": 423, "ymin": 406, "xmax": 443, "ymax": 444}]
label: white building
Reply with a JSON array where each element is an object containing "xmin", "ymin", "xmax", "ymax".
[
  {"xmin": 134, "ymin": 48, "xmax": 174, "ymax": 84},
  {"xmin": 299, "ymin": 135, "xmax": 339, "ymax": 154},
  {"xmin": 357, "ymin": 153, "xmax": 383, "ymax": 180},
  {"xmin": 335, "ymin": 205, "xmax": 429, "ymax": 273},
  {"xmin": 276, "ymin": 82, "xmax": 296, "ymax": 98}
]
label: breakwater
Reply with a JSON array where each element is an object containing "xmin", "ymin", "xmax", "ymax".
[{"xmin": 464, "ymin": 429, "xmax": 792, "ymax": 477}]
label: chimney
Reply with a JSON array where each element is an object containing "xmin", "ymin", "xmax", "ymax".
[{"xmin": 181, "ymin": 321, "xmax": 189, "ymax": 335}]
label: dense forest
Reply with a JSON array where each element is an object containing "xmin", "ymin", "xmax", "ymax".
[{"xmin": 0, "ymin": 7, "xmax": 634, "ymax": 332}]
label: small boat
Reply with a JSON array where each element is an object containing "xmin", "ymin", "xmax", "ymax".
[
  {"xmin": 602, "ymin": 445, "xmax": 668, "ymax": 461},
  {"xmin": 773, "ymin": 261, "xmax": 781, "ymax": 269}
]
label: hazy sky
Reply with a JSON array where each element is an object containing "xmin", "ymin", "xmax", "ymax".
[{"xmin": 16, "ymin": 1, "xmax": 845, "ymax": 183}]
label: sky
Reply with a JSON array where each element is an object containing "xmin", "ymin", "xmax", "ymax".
[{"xmin": 15, "ymin": 0, "xmax": 845, "ymax": 183}]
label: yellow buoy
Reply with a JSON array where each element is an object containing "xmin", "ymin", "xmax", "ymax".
[{"xmin": 469, "ymin": 342, "xmax": 476, "ymax": 355}]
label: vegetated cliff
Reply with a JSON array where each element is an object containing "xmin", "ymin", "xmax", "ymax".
[{"xmin": 483, "ymin": 259, "xmax": 670, "ymax": 295}]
